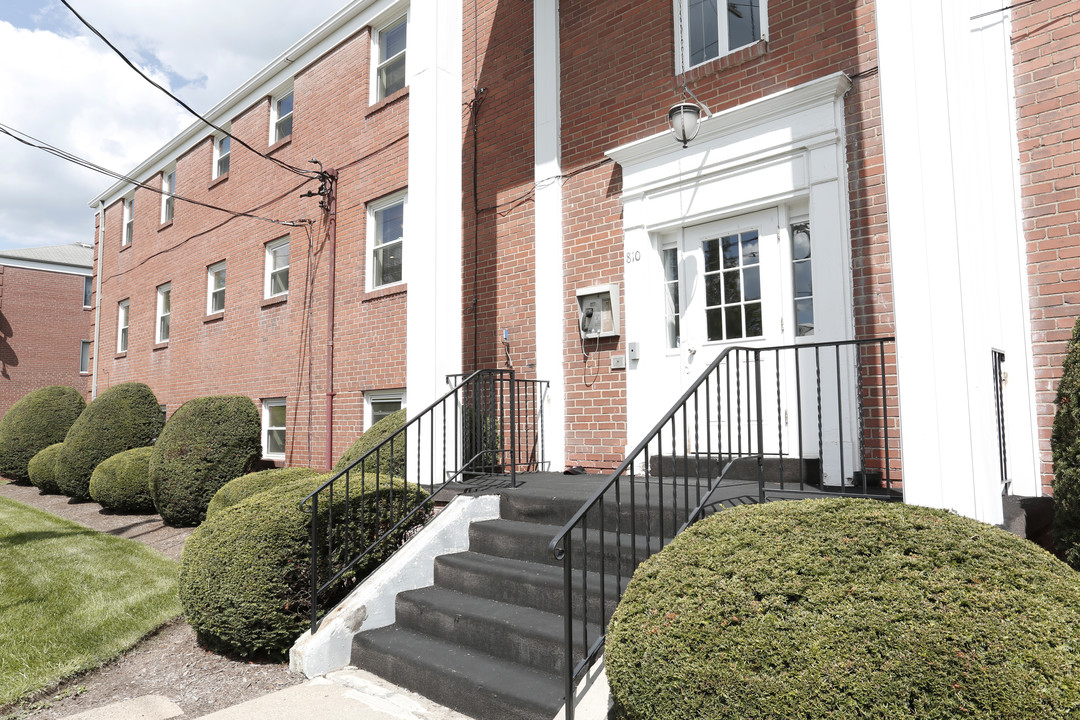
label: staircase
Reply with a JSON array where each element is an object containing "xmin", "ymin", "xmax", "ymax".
[{"xmin": 350, "ymin": 473, "xmax": 614, "ymax": 720}]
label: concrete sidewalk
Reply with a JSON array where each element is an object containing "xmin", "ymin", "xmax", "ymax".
[{"xmin": 60, "ymin": 668, "xmax": 474, "ymax": 720}]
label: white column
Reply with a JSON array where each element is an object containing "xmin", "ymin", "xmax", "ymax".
[{"xmin": 534, "ymin": 0, "xmax": 566, "ymax": 469}]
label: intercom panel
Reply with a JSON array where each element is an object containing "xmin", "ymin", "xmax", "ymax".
[{"xmin": 576, "ymin": 284, "xmax": 620, "ymax": 339}]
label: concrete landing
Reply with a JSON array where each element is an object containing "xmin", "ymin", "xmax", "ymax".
[{"xmin": 61, "ymin": 695, "xmax": 182, "ymax": 720}]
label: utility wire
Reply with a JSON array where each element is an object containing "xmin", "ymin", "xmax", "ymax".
[
  {"xmin": 0, "ymin": 121, "xmax": 311, "ymax": 228},
  {"xmin": 60, "ymin": 0, "xmax": 321, "ymax": 181}
]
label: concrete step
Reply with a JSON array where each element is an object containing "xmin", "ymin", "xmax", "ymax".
[
  {"xmin": 394, "ymin": 585, "xmax": 601, "ymax": 675},
  {"xmin": 433, "ymin": 551, "xmax": 623, "ymax": 620},
  {"xmin": 352, "ymin": 626, "xmax": 563, "ymax": 720}
]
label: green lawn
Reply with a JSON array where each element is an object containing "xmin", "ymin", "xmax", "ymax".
[{"xmin": 0, "ymin": 496, "xmax": 182, "ymax": 705}]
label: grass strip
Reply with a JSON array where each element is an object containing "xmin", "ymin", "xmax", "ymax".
[{"xmin": 0, "ymin": 496, "xmax": 182, "ymax": 705}]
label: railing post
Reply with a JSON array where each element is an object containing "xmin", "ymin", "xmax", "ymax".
[
  {"xmin": 309, "ymin": 492, "xmax": 319, "ymax": 634},
  {"xmin": 562, "ymin": 536, "xmax": 575, "ymax": 720},
  {"xmin": 755, "ymin": 349, "xmax": 765, "ymax": 503},
  {"xmin": 509, "ymin": 370, "xmax": 518, "ymax": 488}
]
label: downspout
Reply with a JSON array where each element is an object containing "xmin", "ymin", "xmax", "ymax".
[
  {"xmin": 91, "ymin": 202, "xmax": 105, "ymax": 399},
  {"xmin": 324, "ymin": 170, "xmax": 338, "ymax": 471}
]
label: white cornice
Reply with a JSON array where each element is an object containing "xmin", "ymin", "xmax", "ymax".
[
  {"xmin": 607, "ymin": 71, "xmax": 851, "ymax": 169},
  {"xmin": 89, "ymin": 0, "xmax": 400, "ymax": 210}
]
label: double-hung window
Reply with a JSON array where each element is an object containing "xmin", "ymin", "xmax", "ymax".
[
  {"xmin": 265, "ymin": 237, "xmax": 290, "ymax": 298},
  {"xmin": 82, "ymin": 276, "xmax": 93, "ymax": 309},
  {"xmin": 678, "ymin": 0, "xmax": 765, "ymax": 71},
  {"xmin": 369, "ymin": 193, "xmax": 405, "ymax": 289},
  {"xmin": 207, "ymin": 261, "xmax": 226, "ymax": 314},
  {"xmin": 374, "ymin": 13, "xmax": 407, "ymax": 101},
  {"xmin": 214, "ymin": 135, "xmax": 231, "ymax": 177},
  {"xmin": 80, "ymin": 341, "xmax": 90, "ymax": 374},
  {"xmin": 161, "ymin": 169, "xmax": 175, "ymax": 223},
  {"xmin": 272, "ymin": 91, "xmax": 293, "ymax": 143},
  {"xmin": 122, "ymin": 196, "xmax": 134, "ymax": 245},
  {"xmin": 117, "ymin": 299, "xmax": 130, "ymax": 353},
  {"xmin": 262, "ymin": 398, "xmax": 286, "ymax": 460},
  {"xmin": 156, "ymin": 283, "xmax": 171, "ymax": 344}
]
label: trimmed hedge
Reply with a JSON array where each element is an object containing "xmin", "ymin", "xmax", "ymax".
[
  {"xmin": 205, "ymin": 467, "xmax": 319, "ymax": 520},
  {"xmin": 334, "ymin": 407, "xmax": 407, "ymax": 475},
  {"xmin": 27, "ymin": 442, "xmax": 64, "ymax": 494},
  {"xmin": 149, "ymin": 395, "xmax": 261, "ymax": 527},
  {"xmin": 55, "ymin": 383, "xmax": 163, "ymax": 501},
  {"xmin": 606, "ymin": 499, "xmax": 1080, "ymax": 720},
  {"xmin": 0, "ymin": 386, "xmax": 85, "ymax": 483},
  {"xmin": 179, "ymin": 474, "xmax": 429, "ymax": 657},
  {"xmin": 90, "ymin": 446, "xmax": 155, "ymax": 513},
  {"xmin": 1053, "ymin": 314, "xmax": 1080, "ymax": 569}
]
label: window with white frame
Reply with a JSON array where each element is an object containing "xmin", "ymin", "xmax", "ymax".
[
  {"xmin": 366, "ymin": 390, "xmax": 405, "ymax": 429},
  {"xmin": 374, "ymin": 13, "xmax": 407, "ymax": 102},
  {"xmin": 265, "ymin": 236, "xmax": 290, "ymax": 298},
  {"xmin": 791, "ymin": 220, "xmax": 814, "ymax": 337},
  {"xmin": 677, "ymin": 0, "xmax": 765, "ymax": 71},
  {"xmin": 156, "ymin": 283, "xmax": 171, "ymax": 343},
  {"xmin": 214, "ymin": 134, "xmax": 231, "ymax": 177},
  {"xmin": 272, "ymin": 90, "xmax": 293, "ymax": 143},
  {"xmin": 661, "ymin": 245, "xmax": 681, "ymax": 349},
  {"xmin": 369, "ymin": 193, "xmax": 405, "ymax": 289},
  {"xmin": 117, "ymin": 299, "xmax": 129, "ymax": 353},
  {"xmin": 122, "ymin": 196, "xmax": 134, "ymax": 245},
  {"xmin": 262, "ymin": 397, "xmax": 286, "ymax": 459},
  {"xmin": 82, "ymin": 276, "xmax": 93, "ymax": 308},
  {"xmin": 80, "ymin": 340, "xmax": 90, "ymax": 374},
  {"xmin": 207, "ymin": 261, "xmax": 226, "ymax": 314},
  {"xmin": 161, "ymin": 169, "xmax": 175, "ymax": 223}
]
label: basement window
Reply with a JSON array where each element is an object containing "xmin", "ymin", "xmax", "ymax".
[{"xmin": 262, "ymin": 397, "xmax": 286, "ymax": 460}]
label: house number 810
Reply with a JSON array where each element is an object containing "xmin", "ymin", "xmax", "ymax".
[{"xmin": 625, "ymin": 251, "xmax": 641, "ymax": 264}]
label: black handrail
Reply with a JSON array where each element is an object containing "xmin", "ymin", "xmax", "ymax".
[
  {"xmin": 548, "ymin": 337, "xmax": 898, "ymax": 718},
  {"xmin": 993, "ymin": 349, "xmax": 1009, "ymax": 494},
  {"xmin": 301, "ymin": 369, "xmax": 548, "ymax": 632}
]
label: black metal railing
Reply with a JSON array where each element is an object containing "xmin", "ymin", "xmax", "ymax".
[
  {"xmin": 993, "ymin": 349, "xmax": 1009, "ymax": 494},
  {"xmin": 548, "ymin": 337, "xmax": 898, "ymax": 718},
  {"xmin": 302, "ymin": 369, "xmax": 547, "ymax": 632}
]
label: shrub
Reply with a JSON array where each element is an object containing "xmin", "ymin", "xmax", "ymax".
[
  {"xmin": 90, "ymin": 446, "xmax": 155, "ymax": 513},
  {"xmin": 27, "ymin": 443, "xmax": 64, "ymax": 494},
  {"xmin": 0, "ymin": 386, "xmax": 85, "ymax": 483},
  {"xmin": 334, "ymin": 407, "xmax": 407, "ymax": 475},
  {"xmin": 55, "ymin": 383, "xmax": 163, "ymax": 501},
  {"xmin": 179, "ymin": 474, "xmax": 429, "ymax": 657},
  {"xmin": 149, "ymin": 395, "xmax": 261, "ymax": 527},
  {"xmin": 606, "ymin": 499, "xmax": 1080, "ymax": 720},
  {"xmin": 205, "ymin": 467, "xmax": 319, "ymax": 520},
  {"xmin": 1053, "ymin": 314, "xmax": 1080, "ymax": 568}
]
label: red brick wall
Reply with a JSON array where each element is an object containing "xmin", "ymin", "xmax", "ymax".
[
  {"xmin": 93, "ymin": 28, "xmax": 409, "ymax": 470},
  {"xmin": 0, "ymin": 263, "xmax": 91, "ymax": 418},
  {"xmin": 1013, "ymin": 0, "xmax": 1080, "ymax": 493}
]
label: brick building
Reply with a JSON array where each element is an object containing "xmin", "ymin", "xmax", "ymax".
[
  {"xmin": 0, "ymin": 243, "xmax": 93, "ymax": 418},
  {"xmin": 87, "ymin": 0, "xmax": 1077, "ymax": 526}
]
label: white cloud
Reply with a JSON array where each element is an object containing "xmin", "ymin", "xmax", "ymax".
[{"xmin": 0, "ymin": 0, "xmax": 347, "ymax": 250}]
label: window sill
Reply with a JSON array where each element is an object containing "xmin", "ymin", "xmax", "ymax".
[
  {"xmin": 366, "ymin": 87, "xmax": 409, "ymax": 118},
  {"xmin": 114, "ymin": 351, "xmax": 127, "ymax": 359},
  {"xmin": 208, "ymin": 172, "xmax": 229, "ymax": 189},
  {"xmin": 677, "ymin": 40, "xmax": 768, "ymax": 84},
  {"xmin": 119, "ymin": 243, "xmax": 131, "ymax": 253},
  {"xmin": 268, "ymin": 135, "xmax": 292, "ymax": 154},
  {"xmin": 203, "ymin": 311, "xmax": 225, "ymax": 324},
  {"xmin": 362, "ymin": 283, "xmax": 407, "ymax": 303},
  {"xmin": 152, "ymin": 342, "xmax": 169, "ymax": 352},
  {"xmin": 83, "ymin": 306, "xmax": 92, "ymax": 312},
  {"xmin": 158, "ymin": 219, "xmax": 174, "ymax": 232},
  {"xmin": 79, "ymin": 371, "xmax": 91, "ymax": 377},
  {"xmin": 261, "ymin": 295, "xmax": 288, "ymax": 309}
]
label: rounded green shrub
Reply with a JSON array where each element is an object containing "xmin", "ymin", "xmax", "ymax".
[
  {"xmin": 27, "ymin": 442, "xmax": 64, "ymax": 494},
  {"xmin": 0, "ymin": 385, "xmax": 85, "ymax": 483},
  {"xmin": 149, "ymin": 395, "xmax": 261, "ymax": 527},
  {"xmin": 90, "ymin": 446, "xmax": 155, "ymax": 513},
  {"xmin": 179, "ymin": 474, "xmax": 429, "ymax": 657},
  {"xmin": 206, "ymin": 466, "xmax": 319, "ymax": 520},
  {"xmin": 334, "ymin": 407, "xmax": 407, "ymax": 475},
  {"xmin": 55, "ymin": 383, "xmax": 163, "ymax": 501},
  {"xmin": 1053, "ymin": 314, "xmax": 1080, "ymax": 569},
  {"xmin": 606, "ymin": 499, "xmax": 1080, "ymax": 720}
]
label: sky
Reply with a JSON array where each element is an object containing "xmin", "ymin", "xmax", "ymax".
[{"xmin": 0, "ymin": 0, "xmax": 349, "ymax": 252}]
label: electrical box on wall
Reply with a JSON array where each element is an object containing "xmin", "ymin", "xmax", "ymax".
[{"xmin": 576, "ymin": 284, "xmax": 620, "ymax": 339}]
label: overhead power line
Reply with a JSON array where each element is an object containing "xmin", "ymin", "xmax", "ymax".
[
  {"xmin": 60, "ymin": 0, "xmax": 321, "ymax": 181},
  {"xmin": 0, "ymin": 121, "xmax": 312, "ymax": 228}
]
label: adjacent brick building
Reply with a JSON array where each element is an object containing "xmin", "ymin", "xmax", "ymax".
[{"xmin": 0, "ymin": 243, "xmax": 93, "ymax": 417}]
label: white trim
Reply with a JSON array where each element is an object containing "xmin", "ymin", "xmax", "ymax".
[
  {"xmin": 122, "ymin": 196, "xmax": 134, "ymax": 246},
  {"xmin": 207, "ymin": 261, "xmax": 226, "ymax": 314},
  {"xmin": 262, "ymin": 397, "xmax": 287, "ymax": 460},
  {"xmin": 370, "ymin": 8, "xmax": 409, "ymax": 104},
  {"xmin": 213, "ymin": 133, "xmax": 231, "ymax": 178},
  {"xmin": 155, "ymin": 282, "xmax": 171, "ymax": 344},
  {"xmin": 160, "ymin": 168, "xmax": 175, "ymax": 223},
  {"xmin": 365, "ymin": 389, "xmax": 406, "ymax": 428},
  {"xmin": 264, "ymin": 236, "xmax": 290, "ymax": 299},
  {"xmin": 366, "ymin": 191, "xmax": 407, "ymax": 291},
  {"xmin": 0, "ymin": 258, "xmax": 91, "ymax": 276},
  {"xmin": 116, "ymin": 299, "xmax": 130, "ymax": 353},
  {"xmin": 270, "ymin": 87, "xmax": 294, "ymax": 144}
]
